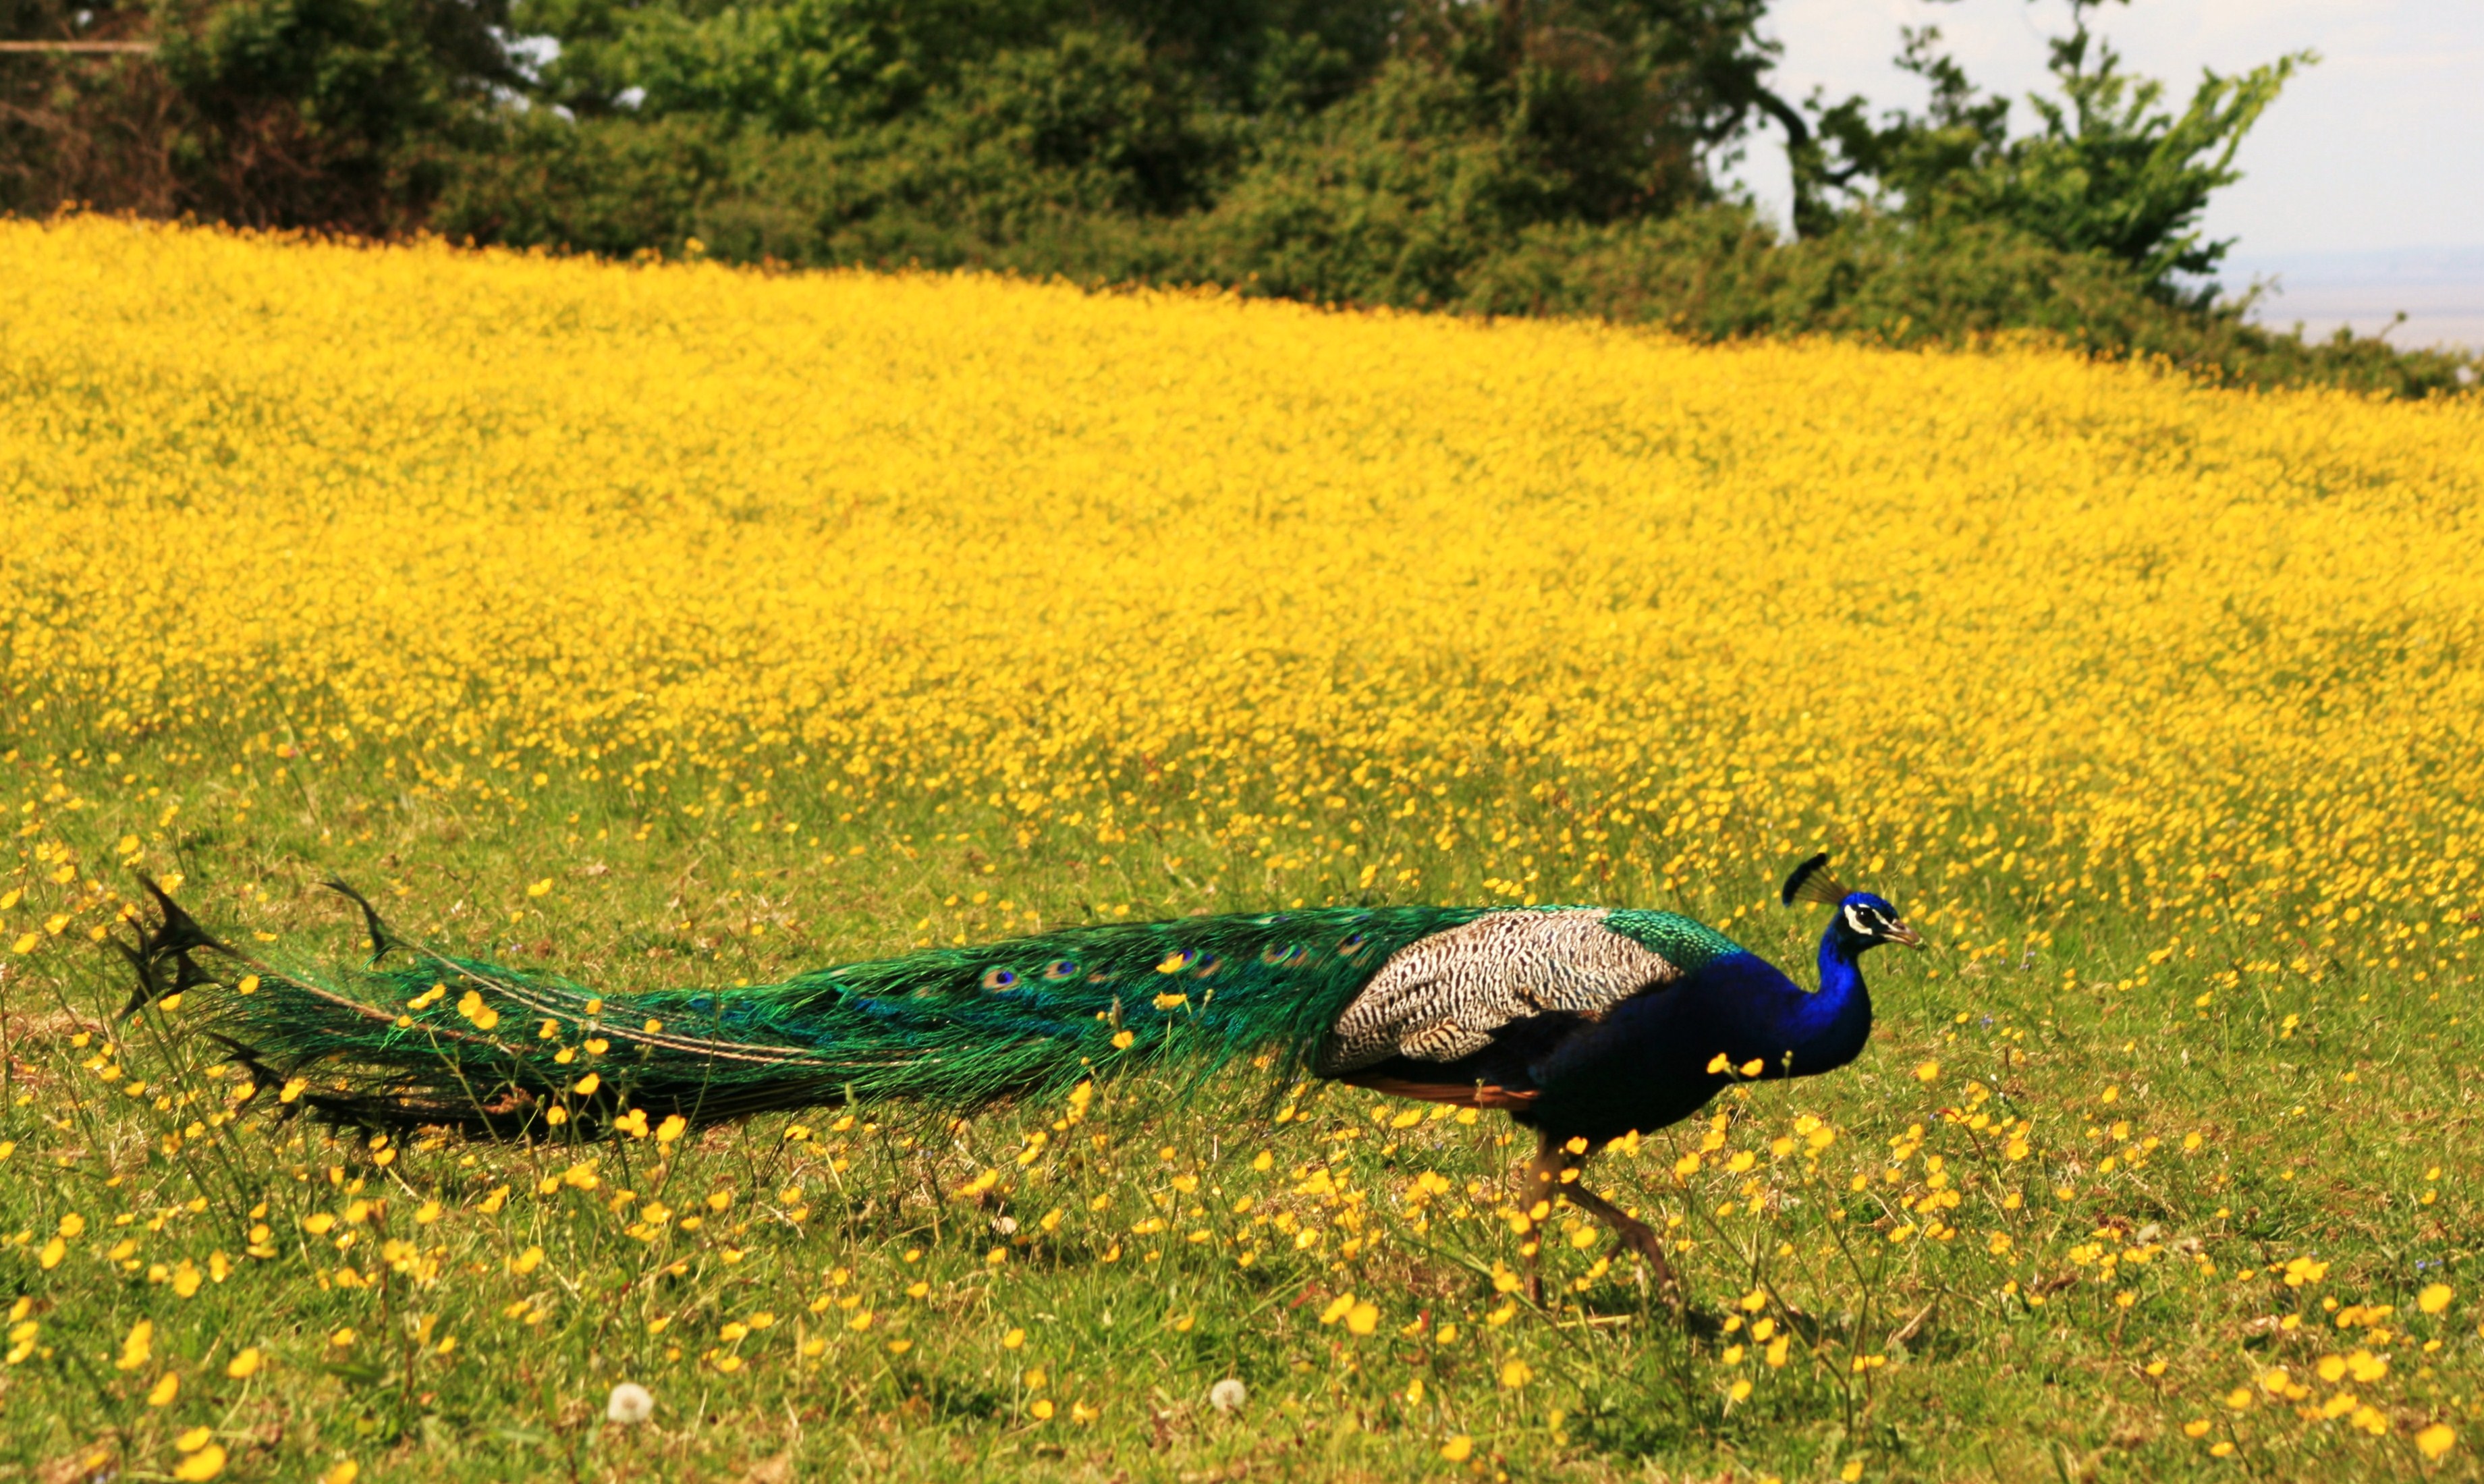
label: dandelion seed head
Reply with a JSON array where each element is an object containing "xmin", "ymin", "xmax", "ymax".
[{"xmin": 607, "ymin": 1381, "xmax": 655, "ymax": 1425}]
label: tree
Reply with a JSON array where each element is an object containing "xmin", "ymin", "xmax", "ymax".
[
  {"xmin": 1791, "ymin": 0, "xmax": 2305, "ymax": 295},
  {"xmin": 151, "ymin": 0, "xmax": 518, "ymax": 228}
]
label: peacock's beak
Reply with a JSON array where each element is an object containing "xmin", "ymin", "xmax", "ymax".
[{"xmin": 1885, "ymin": 920, "xmax": 1924, "ymax": 950}]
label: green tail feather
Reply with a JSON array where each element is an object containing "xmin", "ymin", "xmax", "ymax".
[{"xmin": 167, "ymin": 898, "xmax": 1497, "ymax": 1135}]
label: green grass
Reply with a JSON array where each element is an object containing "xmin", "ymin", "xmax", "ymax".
[{"xmin": 0, "ymin": 732, "xmax": 2477, "ymax": 1482}]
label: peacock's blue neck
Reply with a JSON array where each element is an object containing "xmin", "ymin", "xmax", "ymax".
[{"xmin": 1785, "ymin": 928, "xmax": 1875, "ymax": 1064}]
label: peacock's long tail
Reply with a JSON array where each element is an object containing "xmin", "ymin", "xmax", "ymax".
[{"xmin": 123, "ymin": 880, "xmax": 1489, "ymax": 1136}]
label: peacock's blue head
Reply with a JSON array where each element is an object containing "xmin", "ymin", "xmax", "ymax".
[
  {"xmin": 1779, "ymin": 853, "xmax": 1923, "ymax": 952},
  {"xmin": 1828, "ymin": 890, "xmax": 1921, "ymax": 951}
]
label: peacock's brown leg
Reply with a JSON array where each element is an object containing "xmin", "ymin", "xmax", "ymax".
[
  {"xmin": 1559, "ymin": 1179, "xmax": 1677, "ymax": 1296},
  {"xmin": 1517, "ymin": 1129, "xmax": 1677, "ymax": 1301},
  {"xmin": 1518, "ymin": 1128, "xmax": 1566, "ymax": 1304}
]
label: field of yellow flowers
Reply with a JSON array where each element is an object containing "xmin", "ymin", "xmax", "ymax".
[{"xmin": 1, "ymin": 214, "xmax": 2480, "ymax": 1481}]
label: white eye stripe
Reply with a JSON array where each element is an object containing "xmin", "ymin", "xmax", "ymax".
[{"xmin": 1843, "ymin": 904, "xmax": 1872, "ymax": 935}]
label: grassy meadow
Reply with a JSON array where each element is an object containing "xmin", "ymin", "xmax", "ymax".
[{"xmin": 1, "ymin": 215, "xmax": 2481, "ymax": 1481}]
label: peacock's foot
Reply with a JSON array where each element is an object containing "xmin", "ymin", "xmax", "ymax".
[{"xmin": 1603, "ymin": 1217, "xmax": 1679, "ymax": 1296}]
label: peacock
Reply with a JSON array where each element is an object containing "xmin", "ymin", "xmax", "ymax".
[{"xmin": 123, "ymin": 853, "xmax": 1917, "ymax": 1296}]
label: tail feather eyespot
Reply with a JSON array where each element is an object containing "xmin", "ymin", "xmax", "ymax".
[{"xmin": 980, "ymin": 967, "xmax": 1019, "ymax": 992}]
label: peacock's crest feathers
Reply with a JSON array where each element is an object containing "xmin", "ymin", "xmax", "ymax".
[{"xmin": 1779, "ymin": 852, "xmax": 1850, "ymax": 908}]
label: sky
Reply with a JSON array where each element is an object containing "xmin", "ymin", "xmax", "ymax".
[{"xmin": 1721, "ymin": 0, "xmax": 2484, "ymax": 350}]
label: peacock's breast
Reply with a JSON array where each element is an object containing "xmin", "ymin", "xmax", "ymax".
[{"xmin": 1523, "ymin": 952, "xmax": 1821, "ymax": 1143}]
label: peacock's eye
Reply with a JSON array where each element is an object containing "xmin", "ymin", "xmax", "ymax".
[
  {"xmin": 980, "ymin": 967, "xmax": 1019, "ymax": 991},
  {"xmin": 1042, "ymin": 959, "xmax": 1078, "ymax": 981},
  {"xmin": 1193, "ymin": 954, "xmax": 1221, "ymax": 978},
  {"xmin": 1338, "ymin": 933, "xmax": 1367, "ymax": 956}
]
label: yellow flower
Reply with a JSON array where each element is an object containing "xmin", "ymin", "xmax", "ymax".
[
  {"xmin": 226, "ymin": 1347, "xmax": 263, "ymax": 1379},
  {"xmin": 2419, "ymin": 1284, "xmax": 2454, "ymax": 1315},
  {"xmin": 146, "ymin": 1372, "xmax": 180, "ymax": 1406},
  {"xmin": 2417, "ymin": 1424, "xmax": 2456, "ymax": 1461},
  {"xmin": 1439, "ymin": 1436, "xmax": 1473, "ymax": 1462},
  {"xmin": 115, "ymin": 1319, "xmax": 153, "ymax": 1371},
  {"xmin": 1499, "ymin": 1358, "xmax": 1532, "ymax": 1390},
  {"xmin": 171, "ymin": 1444, "xmax": 227, "ymax": 1481}
]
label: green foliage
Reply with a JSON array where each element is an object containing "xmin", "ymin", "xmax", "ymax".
[
  {"xmin": 0, "ymin": 0, "xmax": 513, "ymax": 227},
  {"xmin": 0, "ymin": 0, "xmax": 184, "ymax": 213},
  {"xmin": 1802, "ymin": 0, "xmax": 2306, "ymax": 296},
  {"xmin": 152, "ymin": 0, "xmax": 518, "ymax": 227}
]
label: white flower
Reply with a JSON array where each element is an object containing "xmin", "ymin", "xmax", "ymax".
[
  {"xmin": 607, "ymin": 1381, "xmax": 655, "ymax": 1425},
  {"xmin": 1208, "ymin": 1378, "xmax": 1247, "ymax": 1414}
]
